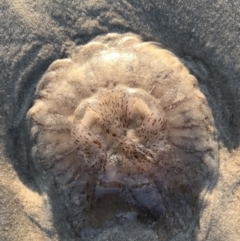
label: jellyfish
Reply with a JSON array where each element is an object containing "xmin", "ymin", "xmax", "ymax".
[{"xmin": 27, "ymin": 33, "xmax": 218, "ymax": 239}]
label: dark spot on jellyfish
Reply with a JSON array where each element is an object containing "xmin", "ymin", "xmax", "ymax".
[{"xmin": 27, "ymin": 32, "xmax": 218, "ymax": 240}]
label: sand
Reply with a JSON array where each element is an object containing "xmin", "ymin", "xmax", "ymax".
[{"xmin": 0, "ymin": 0, "xmax": 240, "ymax": 240}]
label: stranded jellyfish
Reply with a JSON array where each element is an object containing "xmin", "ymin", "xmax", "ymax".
[{"xmin": 27, "ymin": 33, "xmax": 218, "ymax": 239}]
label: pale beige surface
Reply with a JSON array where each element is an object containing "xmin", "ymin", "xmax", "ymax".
[
  {"xmin": 0, "ymin": 144, "xmax": 58, "ymax": 241},
  {"xmin": 0, "ymin": 0, "xmax": 240, "ymax": 240}
]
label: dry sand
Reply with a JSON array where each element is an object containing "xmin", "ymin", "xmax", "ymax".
[{"xmin": 0, "ymin": 0, "xmax": 240, "ymax": 240}]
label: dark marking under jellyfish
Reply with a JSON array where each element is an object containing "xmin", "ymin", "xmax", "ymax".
[{"xmin": 27, "ymin": 33, "xmax": 218, "ymax": 239}]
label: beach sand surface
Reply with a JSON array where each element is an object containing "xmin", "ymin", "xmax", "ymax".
[{"xmin": 0, "ymin": 0, "xmax": 240, "ymax": 240}]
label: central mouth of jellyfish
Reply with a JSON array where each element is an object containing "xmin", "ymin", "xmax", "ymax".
[{"xmin": 72, "ymin": 86, "xmax": 168, "ymax": 216}]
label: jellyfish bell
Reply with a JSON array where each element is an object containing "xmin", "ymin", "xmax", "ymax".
[{"xmin": 27, "ymin": 33, "xmax": 218, "ymax": 239}]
